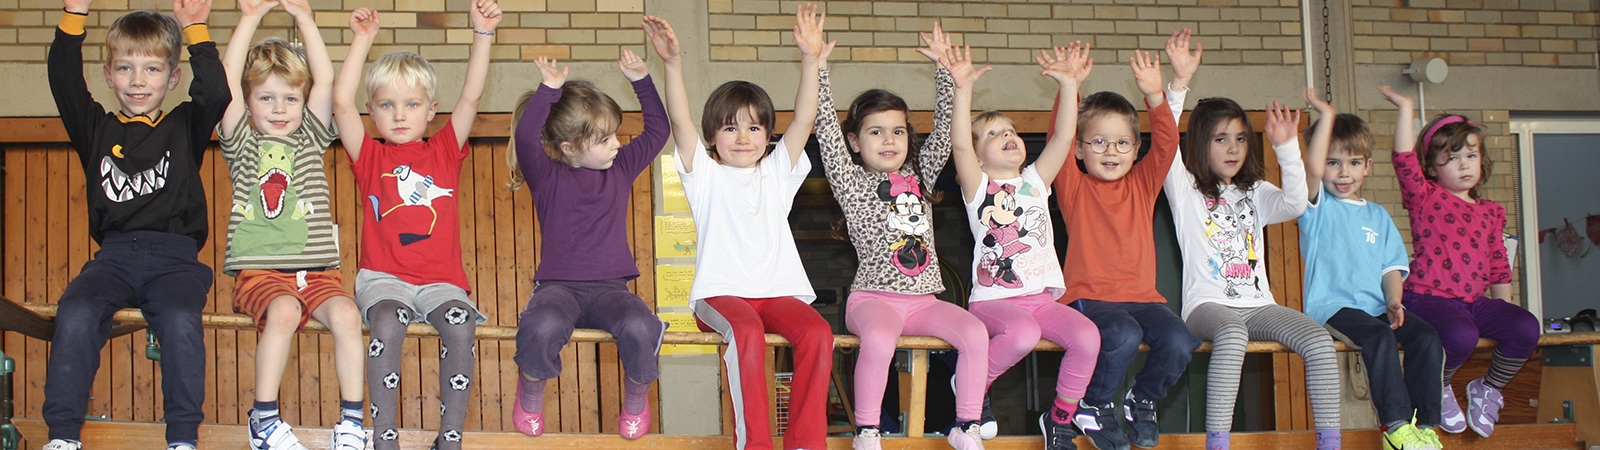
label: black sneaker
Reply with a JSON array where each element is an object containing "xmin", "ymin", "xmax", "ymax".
[
  {"xmin": 1040, "ymin": 409, "xmax": 1081, "ymax": 450},
  {"xmin": 1122, "ymin": 390, "xmax": 1160, "ymax": 448},
  {"xmin": 979, "ymin": 392, "xmax": 997, "ymax": 439},
  {"xmin": 1076, "ymin": 400, "xmax": 1130, "ymax": 450}
]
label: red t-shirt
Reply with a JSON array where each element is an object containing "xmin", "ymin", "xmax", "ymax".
[{"xmin": 351, "ymin": 122, "xmax": 471, "ymax": 291}]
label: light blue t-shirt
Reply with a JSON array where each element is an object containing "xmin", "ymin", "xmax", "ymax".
[{"xmin": 1300, "ymin": 183, "xmax": 1411, "ymax": 324}]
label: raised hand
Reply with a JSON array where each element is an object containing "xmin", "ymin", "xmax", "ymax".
[
  {"xmin": 172, "ymin": 0, "xmax": 211, "ymax": 26},
  {"xmin": 913, "ymin": 21, "xmax": 952, "ymax": 63},
  {"xmin": 279, "ymin": 0, "xmax": 310, "ymax": 19},
  {"xmin": 1037, "ymin": 41, "xmax": 1092, "ymax": 85},
  {"xmin": 643, "ymin": 15, "xmax": 680, "ymax": 64},
  {"xmin": 793, "ymin": 3, "xmax": 835, "ymax": 62},
  {"xmin": 1264, "ymin": 101, "xmax": 1302, "ymax": 147},
  {"xmin": 1165, "ymin": 28, "xmax": 1202, "ymax": 87},
  {"xmin": 469, "ymin": 0, "xmax": 501, "ymax": 33},
  {"xmin": 1379, "ymin": 85, "xmax": 1412, "ymax": 110},
  {"xmin": 237, "ymin": 0, "xmax": 276, "ymax": 18},
  {"xmin": 941, "ymin": 45, "xmax": 991, "ymax": 89},
  {"xmin": 536, "ymin": 55, "xmax": 568, "ymax": 89},
  {"xmin": 349, "ymin": 8, "xmax": 379, "ymax": 38},
  {"xmin": 1130, "ymin": 49, "xmax": 1162, "ymax": 98},
  {"xmin": 618, "ymin": 49, "xmax": 648, "ymax": 82},
  {"xmin": 62, "ymin": 0, "xmax": 91, "ymax": 14},
  {"xmin": 1305, "ymin": 86, "xmax": 1334, "ymax": 118}
]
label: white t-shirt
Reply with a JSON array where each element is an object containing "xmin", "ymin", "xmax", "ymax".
[
  {"xmin": 962, "ymin": 166, "xmax": 1066, "ymax": 303},
  {"xmin": 1165, "ymin": 137, "xmax": 1308, "ymax": 319},
  {"xmin": 676, "ymin": 140, "xmax": 816, "ymax": 306}
]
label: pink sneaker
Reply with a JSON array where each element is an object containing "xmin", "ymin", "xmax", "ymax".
[
  {"xmin": 512, "ymin": 384, "xmax": 544, "ymax": 437},
  {"xmin": 619, "ymin": 406, "xmax": 651, "ymax": 439}
]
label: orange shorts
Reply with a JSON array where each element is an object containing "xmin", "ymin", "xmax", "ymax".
[{"xmin": 233, "ymin": 268, "xmax": 351, "ymax": 332}]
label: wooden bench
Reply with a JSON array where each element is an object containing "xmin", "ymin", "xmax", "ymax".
[{"xmin": 10, "ymin": 300, "xmax": 1589, "ymax": 444}]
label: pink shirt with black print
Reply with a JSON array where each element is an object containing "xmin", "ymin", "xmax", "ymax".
[{"xmin": 1393, "ymin": 150, "xmax": 1511, "ymax": 302}]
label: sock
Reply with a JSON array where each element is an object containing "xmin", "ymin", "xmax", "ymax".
[
  {"xmin": 1315, "ymin": 428, "xmax": 1341, "ymax": 450},
  {"xmin": 623, "ymin": 377, "xmax": 651, "ymax": 415},
  {"xmin": 1483, "ymin": 350, "xmax": 1526, "ymax": 390},
  {"xmin": 1442, "ymin": 364, "xmax": 1461, "ymax": 387},
  {"xmin": 1052, "ymin": 397, "xmax": 1078, "ymax": 422},
  {"xmin": 251, "ymin": 401, "xmax": 280, "ymax": 434},
  {"xmin": 1384, "ymin": 420, "xmax": 1409, "ymax": 433},
  {"xmin": 519, "ymin": 376, "xmax": 546, "ymax": 414},
  {"xmin": 1205, "ymin": 430, "xmax": 1229, "ymax": 450},
  {"xmin": 340, "ymin": 400, "xmax": 364, "ymax": 426}
]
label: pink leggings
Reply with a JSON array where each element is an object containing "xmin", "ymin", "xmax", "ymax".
[
  {"xmin": 846, "ymin": 290, "xmax": 989, "ymax": 425},
  {"xmin": 969, "ymin": 292, "xmax": 1099, "ymax": 401}
]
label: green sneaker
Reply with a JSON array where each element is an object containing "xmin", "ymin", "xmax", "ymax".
[
  {"xmin": 1416, "ymin": 426, "xmax": 1444, "ymax": 450},
  {"xmin": 1381, "ymin": 423, "xmax": 1437, "ymax": 450}
]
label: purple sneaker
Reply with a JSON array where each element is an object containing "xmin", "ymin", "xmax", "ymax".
[
  {"xmin": 1438, "ymin": 385, "xmax": 1466, "ymax": 434},
  {"xmin": 1466, "ymin": 378, "xmax": 1503, "ymax": 438}
]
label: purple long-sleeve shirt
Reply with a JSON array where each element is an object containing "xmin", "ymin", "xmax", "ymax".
[{"xmin": 515, "ymin": 76, "xmax": 669, "ymax": 282}]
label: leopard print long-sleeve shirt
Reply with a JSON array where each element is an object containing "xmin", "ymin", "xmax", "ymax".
[{"xmin": 814, "ymin": 67, "xmax": 954, "ymax": 295}]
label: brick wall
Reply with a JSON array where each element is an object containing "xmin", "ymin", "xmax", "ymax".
[
  {"xmin": 1352, "ymin": 0, "xmax": 1598, "ymax": 67},
  {"xmin": 707, "ymin": 0, "xmax": 1309, "ymax": 65}
]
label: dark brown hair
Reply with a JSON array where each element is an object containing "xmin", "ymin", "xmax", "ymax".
[
  {"xmin": 1183, "ymin": 97, "xmax": 1263, "ymax": 200},
  {"xmin": 702, "ymin": 80, "xmax": 776, "ymax": 159},
  {"xmin": 832, "ymin": 89, "xmax": 936, "ymax": 239},
  {"xmin": 1077, "ymin": 91, "xmax": 1139, "ymax": 137},
  {"xmin": 1415, "ymin": 114, "xmax": 1491, "ymax": 199}
]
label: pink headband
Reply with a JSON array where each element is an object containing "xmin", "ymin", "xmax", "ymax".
[{"xmin": 1420, "ymin": 115, "xmax": 1476, "ymax": 152}]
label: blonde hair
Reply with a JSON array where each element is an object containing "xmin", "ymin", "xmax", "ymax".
[
  {"xmin": 365, "ymin": 51, "xmax": 436, "ymax": 102},
  {"xmin": 105, "ymin": 10, "xmax": 182, "ymax": 70},
  {"xmin": 242, "ymin": 37, "xmax": 310, "ymax": 99},
  {"xmin": 970, "ymin": 110, "xmax": 1013, "ymax": 143},
  {"xmin": 505, "ymin": 80, "xmax": 622, "ymax": 190}
]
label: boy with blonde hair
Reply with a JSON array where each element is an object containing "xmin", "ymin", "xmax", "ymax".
[
  {"xmin": 44, "ymin": 0, "xmax": 227, "ymax": 448},
  {"xmin": 331, "ymin": 2, "xmax": 499, "ymax": 449}
]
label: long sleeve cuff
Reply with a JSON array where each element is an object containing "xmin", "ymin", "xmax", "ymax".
[
  {"xmin": 182, "ymin": 24, "xmax": 211, "ymax": 45},
  {"xmin": 59, "ymin": 11, "xmax": 88, "ymax": 35}
]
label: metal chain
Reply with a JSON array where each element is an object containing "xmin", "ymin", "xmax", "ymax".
[{"xmin": 1322, "ymin": 0, "xmax": 1333, "ymax": 102}]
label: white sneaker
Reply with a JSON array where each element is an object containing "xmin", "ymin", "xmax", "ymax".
[
  {"xmin": 331, "ymin": 419, "xmax": 367, "ymax": 450},
  {"xmin": 852, "ymin": 427, "xmax": 882, "ymax": 450},
  {"xmin": 248, "ymin": 417, "xmax": 309, "ymax": 450},
  {"xmin": 166, "ymin": 444, "xmax": 197, "ymax": 450},
  {"xmin": 43, "ymin": 439, "xmax": 82, "ymax": 450}
]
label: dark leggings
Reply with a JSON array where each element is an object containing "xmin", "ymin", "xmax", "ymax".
[{"xmin": 366, "ymin": 300, "xmax": 477, "ymax": 450}]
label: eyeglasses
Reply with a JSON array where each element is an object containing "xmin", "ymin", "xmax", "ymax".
[{"xmin": 1079, "ymin": 138, "xmax": 1137, "ymax": 155}]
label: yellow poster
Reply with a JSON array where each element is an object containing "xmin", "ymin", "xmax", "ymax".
[
  {"xmin": 660, "ymin": 154, "xmax": 691, "ymax": 214},
  {"xmin": 660, "ymin": 311, "xmax": 715, "ymax": 355},
  {"xmin": 655, "ymin": 264, "xmax": 695, "ymax": 309},
  {"xmin": 654, "ymin": 216, "xmax": 697, "ymax": 258}
]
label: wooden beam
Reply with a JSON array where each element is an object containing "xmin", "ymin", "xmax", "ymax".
[{"xmin": 9, "ymin": 418, "xmax": 1579, "ymax": 449}]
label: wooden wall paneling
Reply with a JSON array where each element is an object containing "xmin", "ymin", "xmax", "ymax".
[
  {"xmin": 468, "ymin": 142, "xmax": 495, "ymax": 431},
  {"xmin": 215, "ymin": 146, "xmax": 247, "ymax": 426},
  {"xmin": 3, "ymin": 148, "xmax": 28, "ymax": 418},
  {"xmin": 25, "ymin": 147, "xmax": 49, "ymax": 419},
  {"xmin": 400, "ymin": 335, "xmax": 422, "ymax": 429},
  {"xmin": 598, "ymin": 342, "xmax": 619, "ymax": 435},
  {"xmin": 196, "ymin": 146, "xmax": 218, "ymax": 425},
  {"xmin": 489, "ymin": 140, "xmax": 517, "ymax": 432}
]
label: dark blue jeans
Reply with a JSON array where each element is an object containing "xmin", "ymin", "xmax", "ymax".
[
  {"xmin": 1326, "ymin": 307, "xmax": 1444, "ymax": 427},
  {"xmin": 1073, "ymin": 299, "xmax": 1202, "ymax": 405},
  {"xmin": 43, "ymin": 231, "xmax": 212, "ymax": 444}
]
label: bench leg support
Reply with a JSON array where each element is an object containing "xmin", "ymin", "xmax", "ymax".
[{"xmin": 1537, "ymin": 344, "xmax": 1599, "ymax": 446}]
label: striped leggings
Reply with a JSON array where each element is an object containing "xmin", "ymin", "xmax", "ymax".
[{"xmin": 1187, "ymin": 302, "xmax": 1341, "ymax": 432}]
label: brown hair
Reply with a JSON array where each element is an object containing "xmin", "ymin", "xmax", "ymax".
[
  {"xmin": 1183, "ymin": 97, "xmax": 1263, "ymax": 200},
  {"xmin": 241, "ymin": 37, "xmax": 310, "ymax": 99},
  {"xmin": 105, "ymin": 10, "xmax": 182, "ymax": 70},
  {"xmin": 831, "ymin": 89, "xmax": 936, "ymax": 240},
  {"xmin": 971, "ymin": 110, "xmax": 1013, "ymax": 144},
  {"xmin": 505, "ymin": 80, "xmax": 621, "ymax": 190},
  {"xmin": 702, "ymin": 80, "xmax": 776, "ymax": 159},
  {"xmin": 1076, "ymin": 91, "xmax": 1140, "ymax": 138},
  {"xmin": 1415, "ymin": 114, "xmax": 1491, "ymax": 199},
  {"xmin": 1307, "ymin": 113, "xmax": 1374, "ymax": 160}
]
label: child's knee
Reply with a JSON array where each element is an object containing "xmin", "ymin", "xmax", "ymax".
[{"xmin": 263, "ymin": 296, "xmax": 305, "ymax": 332}]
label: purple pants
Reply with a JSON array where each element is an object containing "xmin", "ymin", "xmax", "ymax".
[
  {"xmin": 1401, "ymin": 291, "xmax": 1539, "ymax": 368},
  {"xmin": 515, "ymin": 278, "xmax": 667, "ymax": 381}
]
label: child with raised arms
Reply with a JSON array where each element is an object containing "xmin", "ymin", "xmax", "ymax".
[
  {"xmin": 43, "ymin": 0, "xmax": 226, "ymax": 447},
  {"xmin": 814, "ymin": 22, "xmax": 988, "ymax": 450},
  {"xmin": 1163, "ymin": 34, "xmax": 1340, "ymax": 448},
  {"xmin": 217, "ymin": 0, "xmax": 364, "ymax": 447},
  {"xmin": 1298, "ymin": 94, "xmax": 1445, "ymax": 450},
  {"xmin": 331, "ymin": 3, "xmax": 500, "ymax": 448},
  {"xmin": 649, "ymin": 5, "xmax": 835, "ymax": 449},
  {"xmin": 948, "ymin": 42, "xmax": 1100, "ymax": 450},
  {"xmin": 1381, "ymin": 86, "xmax": 1540, "ymax": 439},
  {"xmin": 506, "ymin": 24, "xmax": 670, "ymax": 440}
]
